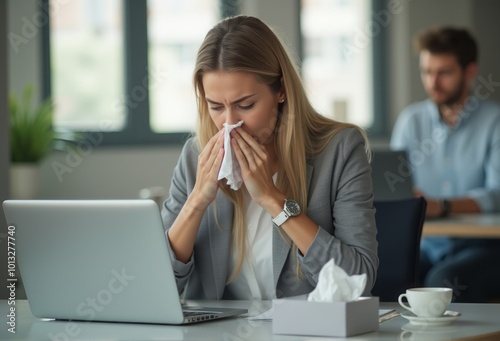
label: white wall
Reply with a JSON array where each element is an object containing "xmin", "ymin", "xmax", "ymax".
[
  {"xmin": 472, "ymin": 0, "xmax": 500, "ymax": 102},
  {"xmin": 38, "ymin": 147, "xmax": 181, "ymax": 200},
  {"xmin": 7, "ymin": 0, "xmax": 43, "ymax": 101}
]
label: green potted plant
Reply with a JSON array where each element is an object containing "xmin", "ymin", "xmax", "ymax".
[{"xmin": 9, "ymin": 85, "xmax": 55, "ymax": 199}]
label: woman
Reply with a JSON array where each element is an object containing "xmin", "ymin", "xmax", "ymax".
[{"xmin": 162, "ymin": 15, "xmax": 378, "ymax": 300}]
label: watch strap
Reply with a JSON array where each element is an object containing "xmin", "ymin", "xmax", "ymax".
[
  {"xmin": 440, "ymin": 199, "xmax": 451, "ymax": 217},
  {"xmin": 272, "ymin": 210, "xmax": 290, "ymax": 227}
]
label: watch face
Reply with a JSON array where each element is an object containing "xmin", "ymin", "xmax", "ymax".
[{"xmin": 285, "ymin": 200, "xmax": 301, "ymax": 216}]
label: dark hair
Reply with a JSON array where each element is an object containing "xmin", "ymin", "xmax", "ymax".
[{"xmin": 414, "ymin": 27, "xmax": 478, "ymax": 69}]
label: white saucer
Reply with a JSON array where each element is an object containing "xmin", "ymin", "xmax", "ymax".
[
  {"xmin": 400, "ymin": 310, "xmax": 461, "ymax": 326},
  {"xmin": 401, "ymin": 322, "xmax": 459, "ymax": 333}
]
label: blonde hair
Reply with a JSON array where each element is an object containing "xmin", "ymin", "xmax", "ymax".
[{"xmin": 193, "ymin": 16, "xmax": 370, "ymax": 282}]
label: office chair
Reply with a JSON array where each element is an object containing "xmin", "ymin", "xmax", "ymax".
[{"xmin": 371, "ymin": 197, "xmax": 427, "ymax": 302}]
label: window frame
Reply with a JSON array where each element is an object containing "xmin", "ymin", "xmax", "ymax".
[
  {"xmin": 298, "ymin": 0, "xmax": 388, "ymax": 139},
  {"xmin": 368, "ymin": 0, "xmax": 389, "ymax": 138}
]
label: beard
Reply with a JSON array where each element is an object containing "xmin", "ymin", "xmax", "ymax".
[{"xmin": 429, "ymin": 76, "xmax": 468, "ymax": 107}]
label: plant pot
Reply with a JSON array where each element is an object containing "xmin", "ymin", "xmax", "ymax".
[{"xmin": 10, "ymin": 163, "xmax": 41, "ymax": 199}]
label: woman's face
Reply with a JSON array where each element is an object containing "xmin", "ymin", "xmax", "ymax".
[{"xmin": 202, "ymin": 71, "xmax": 284, "ymax": 144}]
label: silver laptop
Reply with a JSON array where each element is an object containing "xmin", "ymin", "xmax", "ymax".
[
  {"xmin": 2, "ymin": 199, "xmax": 247, "ymax": 324},
  {"xmin": 371, "ymin": 150, "xmax": 414, "ymax": 201}
]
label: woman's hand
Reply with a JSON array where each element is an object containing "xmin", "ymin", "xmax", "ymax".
[
  {"xmin": 191, "ymin": 130, "xmax": 225, "ymax": 210},
  {"xmin": 230, "ymin": 127, "xmax": 280, "ymax": 206}
]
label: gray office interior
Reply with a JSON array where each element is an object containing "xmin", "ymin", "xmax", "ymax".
[{"xmin": 1, "ymin": 0, "xmax": 500, "ymax": 299}]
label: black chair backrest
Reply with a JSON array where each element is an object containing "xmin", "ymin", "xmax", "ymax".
[{"xmin": 371, "ymin": 197, "xmax": 427, "ymax": 302}]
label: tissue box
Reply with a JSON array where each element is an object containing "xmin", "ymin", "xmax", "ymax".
[{"xmin": 273, "ymin": 295, "xmax": 379, "ymax": 337}]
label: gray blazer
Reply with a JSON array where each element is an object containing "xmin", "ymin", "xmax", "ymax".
[{"xmin": 162, "ymin": 128, "xmax": 378, "ymax": 299}]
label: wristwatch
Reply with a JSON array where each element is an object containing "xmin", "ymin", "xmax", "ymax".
[
  {"xmin": 272, "ymin": 199, "xmax": 301, "ymax": 227},
  {"xmin": 440, "ymin": 199, "xmax": 451, "ymax": 217}
]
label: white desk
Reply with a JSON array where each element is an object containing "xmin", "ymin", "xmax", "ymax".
[
  {"xmin": 423, "ymin": 213, "xmax": 500, "ymax": 238},
  {"xmin": 1, "ymin": 300, "xmax": 500, "ymax": 340}
]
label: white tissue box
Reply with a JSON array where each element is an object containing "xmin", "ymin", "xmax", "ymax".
[{"xmin": 272, "ymin": 295, "xmax": 379, "ymax": 337}]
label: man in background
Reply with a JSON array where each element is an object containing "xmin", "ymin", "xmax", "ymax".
[{"xmin": 391, "ymin": 27, "xmax": 500, "ymax": 302}]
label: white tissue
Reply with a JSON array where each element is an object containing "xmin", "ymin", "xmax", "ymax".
[
  {"xmin": 307, "ymin": 258, "xmax": 366, "ymax": 302},
  {"xmin": 218, "ymin": 120, "xmax": 244, "ymax": 190}
]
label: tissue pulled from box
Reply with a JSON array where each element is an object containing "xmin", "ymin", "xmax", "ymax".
[
  {"xmin": 217, "ymin": 120, "xmax": 244, "ymax": 190},
  {"xmin": 307, "ymin": 258, "xmax": 366, "ymax": 302}
]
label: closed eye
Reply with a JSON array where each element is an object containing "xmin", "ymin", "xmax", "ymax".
[{"xmin": 239, "ymin": 103, "xmax": 255, "ymax": 110}]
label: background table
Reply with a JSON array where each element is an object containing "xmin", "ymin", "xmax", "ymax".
[
  {"xmin": 422, "ymin": 213, "xmax": 500, "ymax": 238},
  {"xmin": 1, "ymin": 299, "xmax": 500, "ymax": 340}
]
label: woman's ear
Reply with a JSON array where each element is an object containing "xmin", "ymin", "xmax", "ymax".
[{"xmin": 279, "ymin": 77, "xmax": 286, "ymax": 102}]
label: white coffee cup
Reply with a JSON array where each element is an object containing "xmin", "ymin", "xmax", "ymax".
[{"xmin": 398, "ymin": 287, "xmax": 452, "ymax": 318}]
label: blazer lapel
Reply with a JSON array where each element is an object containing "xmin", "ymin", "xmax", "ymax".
[{"xmin": 306, "ymin": 163, "xmax": 314, "ymax": 197}]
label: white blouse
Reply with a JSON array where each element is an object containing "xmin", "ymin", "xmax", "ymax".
[{"xmin": 225, "ymin": 186, "xmax": 276, "ymax": 300}]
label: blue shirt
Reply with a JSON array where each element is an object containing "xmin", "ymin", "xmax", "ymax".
[{"xmin": 390, "ymin": 96, "xmax": 500, "ymax": 262}]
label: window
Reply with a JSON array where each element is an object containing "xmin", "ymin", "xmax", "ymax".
[
  {"xmin": 44, "ymin": 1, "xmax": 385, "ymax": 144},
  {"xmin": 50, "ymin": 0, "xmax": 125, "ymax": 131},
  {"xmin": 301, "ymin": 0, "xmax": 385, "ymax": 133},
  {"xmin": 45, "ymin": 0, "xmax": 223, "ymax": 145},
  {"xmin": 147, "ymin": 0, "xmax": 218, "ymax": 133}
]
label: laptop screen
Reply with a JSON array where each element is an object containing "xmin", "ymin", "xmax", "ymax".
[
  {"xmin": 371, "ymin": 150, "xmax": 414, "ymax": 201},
  {"xmin": 2, "ymin": 199, "xmax": 246, "ymax": 324}
]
